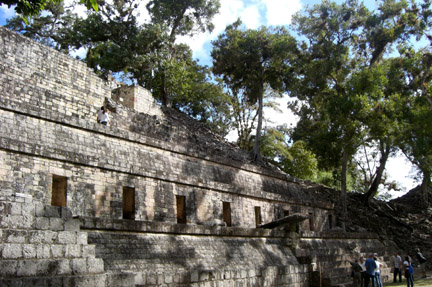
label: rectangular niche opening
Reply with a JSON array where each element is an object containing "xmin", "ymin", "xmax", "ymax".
[
  {"xmin": 328, "ymin": 214, "xmax": 333, "ymax": 229},
  {"xmin": 309, "ymin": 212, "xmax": 314, "ymax": 231},
  {"xmin": 123, "ymin": 187, "xmax": 135, "ymax": 220},
  {"xmin": 176, "ymin": 195, "xmax": 186, "ymax": 224},
  {"xmin": 51, "ymin": 174, "xmax": 67, "ymax": 207},
  {"xmin": 223, "ymin": 201, "xmax": 232, "ymax": 227},
  {"xmin": 255, "ymin": 206, "xmax": 262, "ymax": 227}
]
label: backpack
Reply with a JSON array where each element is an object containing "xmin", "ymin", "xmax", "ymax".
[{"xmin": 408, "ymin": 264, "xmax": 414, "ymax": 275}]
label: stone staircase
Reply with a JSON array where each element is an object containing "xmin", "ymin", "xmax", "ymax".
[
  {"xmin": 297, "ymin": 233, "xmax": 394, "ymax": 287},
  {"xmin": 0, "ymin": 192, "xmax": 134, "ymax": 287},
  {"xmin": 83, "ymin": 218, "xmax": 310, "ymax": 287}
]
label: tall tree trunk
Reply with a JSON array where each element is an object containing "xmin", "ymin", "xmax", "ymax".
[
  {"xmin": 420, "ymin": 169, "xmax": 430, "ymax": 208},
  {"xmin": 364, "ymin": 141, "xmax": 391, "ymax": 206},
  {"xmin": 340, "ymin": 147, "xmax": 348, "ymax": 232},
  {"xmin": 160, "ymin": 69, "xmax": 170, "ymax": 107},
  {"xmin": 252, "ymin": 86, "xmax": 264, "ymax": 163}
]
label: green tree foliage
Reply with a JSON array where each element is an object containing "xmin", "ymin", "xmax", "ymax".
[
  {"xmin": 5, "ymin": 1, "xmax": 76, "ymax": 50},
  {"xmin": 211, "ymin": 20, "xmax": 298, "ymax": 163},
  {"xmin": 290, "ymin": 1, "xmax": 371, "ymax": 226},
  {"xmin": 146, "ymin": 0, "xmax": 220, "ymax": 43},
  {"xmin": 260, "ymin": 126, "xmax": 318, "ymax": 180},
  {"xmin": 393, "ymin": 50, "xmax": 432, "ymax": 207},
  {"xmin": 290, "ymin": 0, "xmax": 432, "ymax": 213},
  {"xmin": 5, "ymin": 0, "xmax": 230, "ymax": 136},
  {"xmin": 225, "ymin": 87, "xmax": 284, "ymax": 151},
  {"xmin": 1, "ymin": 0, "xmax": 97, "ymax": 24},
  {"xmin": 145, "ymin": 0, "xmax": 220, "ymax": 105},
  {"xmin": 284, "ymin": 141, "xmax": 319, "ymax": 180}
]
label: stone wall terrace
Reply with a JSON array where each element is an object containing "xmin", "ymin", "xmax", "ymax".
[
  {"xmin": 0, "ymin": 192, "xmax": 134, "ymax": 287},
  {"xmin": 0, "ymin": 26, "xmax": 336, "ymax": 211},
  {"xmin": 82, "ymin": 217, "xmax": 309, "ymax": 287},
  {"xmin": 0, "ymin": 27, "xmax": 109, "ymax": 121},
  {"xmin": 0, "ymin": 148, "xmax": 333, "ymax": 229}
]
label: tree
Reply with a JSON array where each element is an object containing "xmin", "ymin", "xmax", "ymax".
[
  {"xmin": 1, "ymin": 0, "xmax": 96, "ymax": 24},
  {"xmin": 356, "ymin": 60, "xmax": 406, "ymax": 204},
  {"xmin": 289, "ymin": 0, "xmax": 432, "ymax": 219},
  {"xmin": 5, "ymin": 1, "xmax": 76, "ymax": 50},
  {"xmin": 146, "ymin": 0, "xmax": 220, "ymax": 44},
  {"xmin": 355, "ymin": 0, "xmax": 432, "ymax": 204},
  {"xmin": 5, "ymin": 0, "xmax": 231, "ymax": 135},
  {"xmin": 290, "ymin": 0, "xmax": 373, "ymax": 228},
  {"xmin": 211, "ymin": 20, "xmax": 298, "ymax": 163},
  {"xmin": 394, "ymin": 50, "xmax": 432, "ymax": 207},
  {"xmin": 146, "ymin": 0, "xmax": 220, "ymax": 105},
  {"xmin": 260, "ymin": 126, "xmax": 318, "ymax": 180}
]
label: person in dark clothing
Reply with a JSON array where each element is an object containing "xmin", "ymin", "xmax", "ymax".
[
  {"xmin": 393, "ymin": 252, "xmax": 403, "ymax": 283},
  {"xmin": 416, "ymin": 248, "xmax": 427, "ymax": 278},
  {"xmin": 403, "ymin": 255, "xmax": 414, "ymax": 287},
  {"xmin": 364, "ymin": 254, "xmax": 377, "ymax": 287}
]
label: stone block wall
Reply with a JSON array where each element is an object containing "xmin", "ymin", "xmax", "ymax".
[
  {"xmin": 111, "ymin": 85, "xmax": 163, "ymax": 117},
  {"xmin": 0, "ymin": 26, "xmax": 400, "ymax": 287},
  {"xmin": 0, "ymin": 27, "xmax": 109, "ymax": 122},
  {"xmin": 82, "ymin": 217, "xmax": 309, "ymax": 287},
  {"xmin": 0, "ymin": 192, "xmax": 134, "ymax": 287},
  {"xmin": 0, "ymin": 148, "xmax": 332, "ymax": 231},
  {"xmin": 0, "ymin": 26, "xmax": 335, "ymax": 231},
  {"xmin": 297, "ymin": 232, "xmax": 396, "ymax": 286}
]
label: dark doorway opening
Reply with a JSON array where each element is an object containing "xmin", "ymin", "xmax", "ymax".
[
  {"xmin": 51, "ymin": 175, "xmax": 67, "ymax": 207},
  {"xmin": 255, "ymin": 206, "xmax": 262, "ymax": 227},
  {"xmin": 223, "ymin": 201, "xmax": 232, "ymax": 227},
  {"xmin": 123, "ymin": 187, "xmax": 135, "ymax": 220},
  {"xmin": 309, "ymin": 212, "xmax": 314, "ymax": 231},
  {"xmin": 176, "ymin": 195, "xmax": 186, "ymax": 224}
]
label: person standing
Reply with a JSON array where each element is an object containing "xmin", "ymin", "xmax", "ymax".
[
  {"xmin": 374, "ymin": 254, "xmax": 383, "ymax": 287},
  {"xmin": 364, "ymin": 254, "xmax": 377, "ymax": 287},
  {"xmin": 403, "ymin": 255, "xmax": 414, "ymax": 287},
  {"xmin": 360, "ymin": 256, "xmax": 367, "ymax": 287},
  {"xmin": 393, "ymin": 252, "xmax": 403, "ymax": 283},
  {"xmin": 98, "ymin": 107, "xmax": 110, "ymax": 126},
  {"xmin": 416, "ymin": 248, "xmax": 427, "ymax": 278},
  {"xmin": 350, "ymin": 258, "xmax": 363, "ymax": 287}
]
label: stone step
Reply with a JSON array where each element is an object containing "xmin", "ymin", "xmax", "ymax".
[
  {"xmin": 0, "ymin": 229, "xmax": 87, "ymax": 245},
  {"xmin": 0, "ymin": 273, "xmax": 108, "ymax": 287},
  {"xmin": 1, "ymin": 242, "xmax": 96, "ymax": 259},
  {"xmin": 104, "ymin": 259, "xmax": 188, "ymax": 272},
  {"xmin": 0, "ymin": 258, "xmax": 104, "ymax": 277},
  {"xmin": 0, "ymin": 212, "xmax": 79, "ymax": 231},
  {"xmin": 0, "ymin": 196, "xmax": 73, "ymax": 220}
]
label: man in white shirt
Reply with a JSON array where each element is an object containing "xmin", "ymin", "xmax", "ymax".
[
  {"xmin": 393, "ymin": 252, "xmax": 402, "ymax": 283},
  {"xmin": 97, "ymin": 107, "xmax": 110, "ymax": 126}
]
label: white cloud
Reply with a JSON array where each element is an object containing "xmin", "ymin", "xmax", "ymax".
[
  {"xmin": 177, "ymin": 0, "xmax": 246, "ymax": 65},
  {"xmin": 386, "ymin": 153, "xmax": 418, "ymax": 197},
  {"xmin": 70, "ymin": 46, "xmax": 87, "ymax": 59},
  {"xmin": 240, "ymin": 5, "xmax": 262, "ymax": 29},
  {"xmin": 262, "ymin": 0, "xmax": 301, "ymax": 26},
  {"xmin": 177, "ymin": 0, "xmax": 303, "ymax": 65},
  {"xmin": 263, "ymin": 96, "xmax": 298, "ymax": 128},
  {"xmin": 63, "ymin": 0, "xmax": 88, "ymax": 18},
  {"xmin": 134, "ymin": 0, "xmax": 151, "ymax": 26},
  {"xmin": 0, "ymin": 4, "xmax": 16, "ymax": 20}
]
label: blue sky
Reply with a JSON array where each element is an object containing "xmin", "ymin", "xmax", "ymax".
[{"xmin": 0, "ymin": 0, "xmax": 418, "ymax": 194}]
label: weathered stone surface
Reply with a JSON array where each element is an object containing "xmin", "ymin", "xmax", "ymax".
[{"xmin": 2, "ymin": 25, "xmax": 428, "ymax": 287}]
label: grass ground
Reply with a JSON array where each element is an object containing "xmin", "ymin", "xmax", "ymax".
[{"xmin": 383, "ymin": 276, "xmax": 432, "ymax": 287}]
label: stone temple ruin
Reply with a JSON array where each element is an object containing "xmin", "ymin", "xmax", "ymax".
[{"xmin": 0, "ymin": 26, "xmax": 403, "ymax": 286}]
